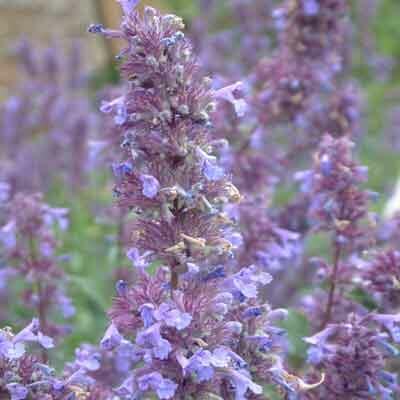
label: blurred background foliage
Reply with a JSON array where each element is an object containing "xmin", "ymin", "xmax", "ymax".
[{"xmin": 0, "ymin": 0, "xmax": 400, "ymax": 368}]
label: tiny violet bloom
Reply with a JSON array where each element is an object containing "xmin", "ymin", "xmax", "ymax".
[
  {"xmin": 14, "ymin": 319, "xmax": 54, "ymax": 349},
  {"xmin": 115, "ymin": 340, "xmax": 140, "ymax": 372},
  {"xmin": 0, "ymin": 221, "xmax": 16, "ymax": 249},
  {"xmin": 229, "ymin": 266, "xmax": 272, "ymax": 299},
  {"xmin": 214, "ymin": 82, "xmax": 247, "ymax": 117},
  {"xmin": 139, "ymin": 174, "xmax": 160, "ymax": 199},
  {"xmin": 6, "ymin": 383, "xmax": 29, "ymax": 400},
  {"xmin": 100, "ymin": 96, "xmax": 128, "ymax": 125},
  {"xmin": 101, "ymin": 323, "xmax": 123, "ymax": 350},
  {"xmin": 58, "ymin": 294, "xmax": 76, "ymax": 319},
  {"xmin": 203, "ymin": 159, "xmax": 225, "ymax": 181},
  {"xmin": 37, "ymin": 332, "xmax": 55, "ymax": 349},
  {"xmin": 139, "ymin": 303, "xmax": 155, "ymax": 328},
  {"xmin": 226, "ymin": 369, "xmax": 263, "ymax": 400},
  {"xmin": 303, "ymin": 0, "xmax": 320, "ymax": 16},
  {"xmin": 0, "ymin": 182, "xmax": 10, "ymax": 202},
  {"xmin": 137, "ymin": 372, "xmax": 178, "ymax": 400},
  {"xmin": 126, "ymin": 247, "xmax": 152, "ymax": 269},
  {"xmin": 136, "ymin": 323, "xmax": 172, "ymax": 360},
  {"xmin": 0, "ymin": 330, "xmax": 25, "ymax": 359},
  {"xmin": 75, "ymin": 346, "xmax": 101, "ymax": 371},
  {"xmin": 112, "ymin": 162, "xmax": 133, "ymax": 180},
  {"xmin": 243, "ymin": 307, "xmax": 263, "ymax": 319},
  {"xmin": 185, "ymin": 350, "xmax": 215, "ymax": 382},
  {"xmin": 116, "ymin": 280, "xmax": 129, "ymax": 296},
  {"xmin": 304, "ymin": 324, "xmax": 338, "ymax": 347},
  {"xmin": 372, "ymin": 314, "xmax": 400, "ymax": 343},
  {"xmin": 154, "ymin": 303, "xmax": 192, "ymax": 330},
  {"xmin": 306, "ymin": 345, "xmax": 325, "ymax": 364}
]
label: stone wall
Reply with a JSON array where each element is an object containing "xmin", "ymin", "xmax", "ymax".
[
  {"xmin": 0, "ymin": 0, "xmax": 116, "ymax": 97},
  {"xmin": 0, "ymin": 0, "xmax": 170, "ymax": 98}
]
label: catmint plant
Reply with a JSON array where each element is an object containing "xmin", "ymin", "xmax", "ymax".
[
  {"xmin": 294, "ymin": 134, "xmax": 400, "ymax": 397},
  {"xmin": 296, "ymin": 134, "xmax": 372, "ymax": 329},
  {"xmin": 88, "ymin": 2, "xmax": 324, "ymax": 399}
]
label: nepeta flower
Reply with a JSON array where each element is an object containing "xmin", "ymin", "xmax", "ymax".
[{"xmin": 89, "ymin": 2, "xmax": 315, "ymax": 399}]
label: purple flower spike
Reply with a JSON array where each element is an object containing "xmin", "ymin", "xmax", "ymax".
[{"xmin": 92, "ymin": 4, "xmax": 298, "ymax": 398}]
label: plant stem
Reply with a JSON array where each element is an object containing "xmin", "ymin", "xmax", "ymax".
[
  {"xmin": 320, "ymin": 241, "xmax": 341, "ymax": 330},
  {"xmin": 29, "ymin": 236, "xmax": 48, "ymax": 362}
]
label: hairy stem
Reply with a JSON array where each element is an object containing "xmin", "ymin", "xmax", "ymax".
[
  {"xmin": 320, "ymin": 241, "xmax": 341, "ymax": 330},
  {"xmin": 29, "ymin": 236, "xmax": 48, "ymax": 362}
]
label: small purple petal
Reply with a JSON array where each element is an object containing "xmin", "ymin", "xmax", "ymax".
[
  {"xmin": 139, "ymin": 174, "xmax": 160, "ymax": 199},
  {"xmin": 203, "ymin": 159, "xmax": 224, "ymax": 181},
  {"xmin": 215, "ymin": 81, "xmax": 247, "ymax": 117},
  {"xmin": 6, "ymin": 383, "xmax": 28, "ymax": 400},
  {"xmin": 101, "ymin": 323, "xmax": 123, "ymax": 350}
]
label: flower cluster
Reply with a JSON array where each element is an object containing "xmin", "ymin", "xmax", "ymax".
[
  {"xmin": 295, "ymin": 134, "xmax": 373, "ymax": 327},
  {"xmin": 300, "ymin": 134, "xmax": 371, "ymax": 245},
  {"xmin": 304, "ymin": 314, "xmax": 400, "ymax": 399},
  {"xmin": 88, "ymin": 3, "xmax": 317, "ymax": 399},
  {"xmin": 362, "ymin": 249, "xmax": 400, "ymax": 311},
  {"xmin": 0, "ymin": 319, "xmax": 90, "ymax": 400},
  {"xmin": 0, "ymin": 193, "xmax": 73, "ymax": 338}
]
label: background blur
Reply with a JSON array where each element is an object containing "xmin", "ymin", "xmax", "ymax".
[
  {"xmin": 1, "ymin": 0, "xmax": 400, "ymax": 367},
  {"xmin": 0, "ymin": 0, "xmax": 196, "ymax": 98}
]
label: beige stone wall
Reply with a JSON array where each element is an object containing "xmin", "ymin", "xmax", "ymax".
[
  {"xmin": 0, "ymin": 0, "xmax": 171, "ymax": 98},
  {"xmin": 0, "ymin": 0, "xmax": 114, "ymax": 98}
]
